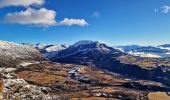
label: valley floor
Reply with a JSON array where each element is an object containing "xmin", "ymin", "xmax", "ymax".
[{"xmin": 0, "ymin": 61, "xmax": 170, "ymax": 100}]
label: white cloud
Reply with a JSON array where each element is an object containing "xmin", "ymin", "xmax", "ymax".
[
  {"xmin": 92, "ymin": 11, "xmax": 100, "ymax": 18},
  {"xmin": 161, "ymin": 5, "xmax": 170, "ymax": 14},
  {"xmin": 1, "ymin": 0, "xmax": 89, "ymax": 27},
  {"xmin": 3, "ymin": 8, "xmax": 89, "ymax": 27},
  {"xmin": 0, "ymin": 0, "xmax": 44, "ymax": 8},
  {"xmin": 3, "ymin": 8, "xmax": 57, "ymax": 27},
  {"xmin": 60, "ymin": 18, "xmax": 88, "ymax": 26}
]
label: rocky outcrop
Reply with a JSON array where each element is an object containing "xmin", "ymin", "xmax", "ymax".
[{"xmin": 0, "ymin": 68, "xmax": 56, "ymax": 100}]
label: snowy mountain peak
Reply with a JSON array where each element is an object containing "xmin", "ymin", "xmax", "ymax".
[
  {"xmin": 71, "ymin": 40, "xmax": 116, "ymax": 53},
  {"xmin": 73, "ymin": 40, "xmax": 99, "ymax": 47}
]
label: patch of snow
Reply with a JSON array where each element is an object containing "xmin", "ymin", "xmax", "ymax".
[
  {"xmin": 23, "ymin": 43, "xmax": 69, "ymax": 59},
  {"xmin": 4, "ymin": 68, "xmax": 17, "ymax": 73},
  {"xmin": 128, "ymin": 51, "xmax": 161, "ymax": 58},
  {"xmin": 0, "ymin": 40, "xmax": 41, "ymax": 60},
  {"xmin": 114, "ymin": 47, "xmax": 125, "ymax": 52},
  {"xmin": 0, "ymin": 68, "xmax": 16, "ymax": 73},
  {"xmin": 95, "ymin": 93, "xmax": 102, "ymax": 96},
  {"xmin": 165, "ymin": 52, "xmax": 170, "ymax": 54},
  {"xmin": 159, "ymin": 47, "xmax": 170, "ymax": 50},
  {"xmin": 73, "ymin": 40, "xmax": 96, "ymax": 47},
  {"xmin": 20, "ymin": 62, "xmax": 33, "ymax": 67},
  {"xmin": 45, "ymin": 45, "xmax": 66, "ymax": 52}
]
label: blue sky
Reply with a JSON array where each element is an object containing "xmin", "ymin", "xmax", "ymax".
[{"xmin": 0, "ymin": 0, "xmax": 170, "ymax": 46}]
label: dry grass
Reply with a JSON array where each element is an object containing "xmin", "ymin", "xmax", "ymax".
[
  {"xmin": 79, "ymin": 66, "xmax": 125, "ymax": 85},
  {"xmin": 17, "ymin": 71, "xmax": 66, "ymax": 85},
  {"xmin": 148, "ymin": 92, "xmax": 170, "ymax": 100},
  {"xmin": 0, "ymin": 81, "xmax": 3, "ymax": 93},
  {"xmin": 71, "ymin": 97, "xmax": 119, "ymax": 100},
  {"xmin": 92, "ymin": 87, "xmax": 117, "ymax": 93},
  {"xmin": 14, "ymin": 62, "xmax": 158, "ymax": 99},
  {"xmin": 119, "ymin": 56, "xmax": 170, "ymax": 69}
]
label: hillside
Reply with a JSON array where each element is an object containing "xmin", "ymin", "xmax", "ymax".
[
  {"xmin": 0, "ymin": 40, "xmax": 170, "ymax": 99},
  {"xmin": 50, "ymin": 41, "xmax": 170, "ymax": 86}
]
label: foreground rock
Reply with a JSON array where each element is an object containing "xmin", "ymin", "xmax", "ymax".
[{"xmin": 0, "ymin": 67, "xmax": 58, "ymax": 100}]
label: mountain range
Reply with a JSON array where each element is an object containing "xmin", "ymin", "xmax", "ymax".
[
  {"xmin": 115, "ymin": 45, "xmax": 170, "ymax": 58},
  {"xmin": 23, "ymin": 40, "xmax": 170, "ymax": 85},
  {"xmin": 0, "ymin": 40, "xmax": 170, "ymax": 99},
  {"xmin": 24, "ymin": 41, "xmax": 170, "ymax": 59}
]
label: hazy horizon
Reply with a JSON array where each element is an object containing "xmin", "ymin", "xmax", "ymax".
[{"xmin": 1, "ymin": 39, "xmax": 169, "ymax": 47}]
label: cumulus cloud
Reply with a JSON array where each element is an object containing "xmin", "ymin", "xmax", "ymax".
[
  {"xmin": 161, "ymin": 5, "xmax": 170, "ymax": 14},
  {"xmin": 60, "ymin": 18, "xmax": 88, "ymax": 26},
  {"xmin": 0, "ymin": 0, "xmax": 45, "ymax": 8},
  {"xmin": 3, "ymin": 8, "xmax": 57, "ymax": 27},
  {"xmin": 1, "ymin": 0, "xmax": 89, "ymax": 27}
]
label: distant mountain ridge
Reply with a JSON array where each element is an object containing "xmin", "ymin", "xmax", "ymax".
[
  {"xmin": 22, "ymin": 43, "xmax": 69, "ymax": 59},
  {"xmin": 36, "ymin": 40, "xmax": 170, "ymax": 86},
  {"xmin": 20, "ymin": 40, "xmax": 170, "ymax": 86},
  {"xmin": 22, "ymin": 41, "xmax": 170, "ymax": 58},
  {"xmin": 115, "ymin": 44, "xmax": 170, "ymax": 58},
  {"xmin": 0, "ymin": 40, "xmax": 170, "ymax": 99}
]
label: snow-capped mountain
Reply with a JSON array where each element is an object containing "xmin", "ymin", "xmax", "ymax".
[
  {"xmin": 50, "ymin": 40, "xmax": 125, "ymax": 66},
  {"xmin": 1, "ymin": 40, "xmax": 170, "ymax": 100},
  {"xmin": 22, "ymin": 43, "xmax": 69, "ymax": 59},
  {"xmin": 72, "ymin": 40, "xmax": 97, "ymax": 47},
  {"xmin": 22, "ymin": 41, "xmax": 170, "ymax": 59},
  {"xmin": 46, "ymin": 40, "xmax": 170, "ymax": 87},
  {"xmin": 115, "ymin": 45, "xmax": 170, "ymax": 58}
]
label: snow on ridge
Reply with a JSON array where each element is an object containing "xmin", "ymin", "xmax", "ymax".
[
  {"xmin": 73, "ymin": 40, "xmax": 97, "ymax": 47},
  {"xmin": 0, "ymin": 40, "xmax": 36, "ymax": 50},
  {"xmin": 24, "ymin": 43, "xmax": 68, "ymax": 52},
  {"xmin": 0, "ymin": 40, "xmax": 42, "ymax": 60},
  {"xmin": 22, "ymin": 43, "xmax": 69, "ymax": 59},
  {"xmin": 159, "ymin": 47, "xmax": 170, "ymax": 51},
  {"xmin": 0, "ymin": 40, "xmax": 18, "ymax": 45},
  {"xmin": 20, "ymin": 62, "xmax": 34, "ymax": 67},
  {"xmin": 34, "ymin": 43, "xmax": 47, "ymax": 49},
  {"xmin": 45, "ymin": 45, "xmax": 66, "ymax": 52},
  {"xmin": 114, "ymin": 47, "xmax": 125, "ymax": 52}
]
